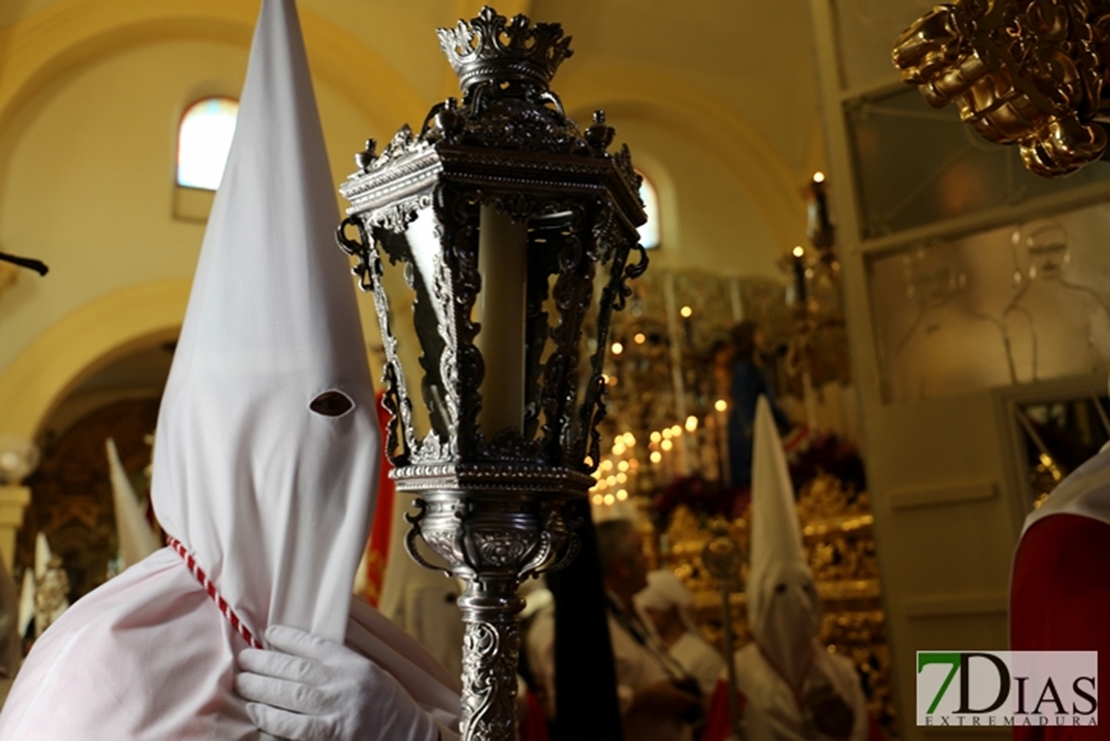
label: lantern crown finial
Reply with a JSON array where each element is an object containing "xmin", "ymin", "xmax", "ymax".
[{"xmin": 437, "ymin": 6, "xmax": 573, "ymax": 96}]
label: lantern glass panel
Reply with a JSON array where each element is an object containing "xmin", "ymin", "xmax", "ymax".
[
  {"xmin": 371, "ymin": 214, "xmax": 449, "ymax": 451},
  {"xmin": 405, "ymin": 207, "xmax": 453, "ymax": 442}
]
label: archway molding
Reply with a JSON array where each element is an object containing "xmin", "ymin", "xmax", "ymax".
[
  {"xmin": 0, "ymin": 0, "xmax": 427, "ymax": 142},
  {"xmin": 561, "ymin": 65, "xmax": 806, "ymax": 251},
  {"xmin": 0, "ymin": 278, "xmax": 189, "ymax": 440}
]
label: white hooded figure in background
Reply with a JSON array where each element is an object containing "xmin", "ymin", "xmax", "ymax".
[
  {"xmin": 0, "ymin": 1, "xmax": 459, "ymax": 739},
  {"xmin": 30, "ymin": 532, "xmax": 68, "ymax": 638},
  {"xmin": 105, "ymin": 437, "xmax": 161, "ymax": 572},
  {"xmin": 714, "ymin": 396, "xmax": 869, "ymax": 741}
]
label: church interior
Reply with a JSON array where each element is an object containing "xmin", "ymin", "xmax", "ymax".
[{"xmin": 0, "ymin": 0, "xmax": 1107, "ymax": 739}]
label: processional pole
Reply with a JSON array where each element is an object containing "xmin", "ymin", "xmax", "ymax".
[
  {"xmin": 704, "ymin": 525, "xmax": 746, "ymax": 740},
  {"xmin": 336, "ymin": 7, "xmax": 647, "ymax": 739}
]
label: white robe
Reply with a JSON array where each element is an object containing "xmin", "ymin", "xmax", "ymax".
[
  {"xmin": 0, "ymin": 552, "xmax": 460, "ymax": 739},
  {"xmin": 608, "ymin": 611, "xmax": 693, "ymax": 741},
  {"xmin": 733, "ymin": 642, "xmax": 869, "ymax": 741},
  {"xmin": 729, "ymin": 398, "xmax": 867, "ymax": 741},
  {"xmin": 670, "ymin": 631, "xmax": 725, "ymax": 698}
]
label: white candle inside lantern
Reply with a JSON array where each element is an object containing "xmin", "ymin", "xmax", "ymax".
[{"xmin": 476, "ymin": 203, "xmax": 528, "ymax": 436}]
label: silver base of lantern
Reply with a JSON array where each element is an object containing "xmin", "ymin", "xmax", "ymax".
[{"xmin": 403, "ymin": 483, "xmax": 582, "ymax": 741}]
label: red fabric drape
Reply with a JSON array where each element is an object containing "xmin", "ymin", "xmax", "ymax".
[
  {"xmin": 520, "ymin": 689, "xmax": 551, "ymax": 741},
  {"xmin": 702, "ymin": 678, "xmax": 743, "ymax": 741},
  {"xmin": 1011, "ymin": 513, "xmax": 1110, "ymax": 740},
  {"xmin": 363, "ymin": 392, "xmax": 395, "ymax": 606}
]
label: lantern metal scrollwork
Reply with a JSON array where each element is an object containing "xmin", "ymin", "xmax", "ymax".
[{"xmin": 335, "ymin": 7, "xmax": 647, "ymax": 740}]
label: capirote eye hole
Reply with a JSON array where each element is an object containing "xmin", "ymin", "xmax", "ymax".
[
  {"xmin": 774, "ymin": 583, "xmax": 787, "ymax": 594},
  {"xmin": 310, "ymin": 390, "xmax": 354, "ymax": 417}
]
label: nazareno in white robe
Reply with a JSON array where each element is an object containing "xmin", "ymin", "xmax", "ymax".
[
  {"xmin": 719, "ymin": 397, "xmax": 869, "ymax": 741},
  {"xmin": 0, "ymin": 1, "xmax": 460, "ymax": 738}
]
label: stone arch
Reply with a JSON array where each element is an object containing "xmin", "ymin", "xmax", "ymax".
[
  {"xmin": 0, "ymin": 0, "xmax": 427, "ymax": 143},
  {"xmin": 0, "ymin": 0, "xmax": 433, "ymax": 438},
  {"xmin": 560, "ymin": 65, "xmax": 806, "ymax": 251},
  {"xmin": 0, "ymin": 279, "xmax": 189, "ymax": 440}
]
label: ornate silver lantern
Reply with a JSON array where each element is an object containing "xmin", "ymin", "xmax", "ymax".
[{"xmin": 336, "ymin": 7, "xmax": 647, "ymax": 740}]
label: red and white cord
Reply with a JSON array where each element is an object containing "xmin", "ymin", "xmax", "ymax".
[{"xmin": 167, "ymin": 536, "xmax": 264, "ymax": 649}]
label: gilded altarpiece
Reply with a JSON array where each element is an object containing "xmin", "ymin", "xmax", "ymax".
[{"xmin": 595, "ymin": 266, "xmax": 893, "ymax": 735}]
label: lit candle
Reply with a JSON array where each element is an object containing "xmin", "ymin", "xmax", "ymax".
[
  {"xmin": 680, "ymin": 305, "xmax": 694, "ymax": 347},
  {"xmin": 807, "ymin": 171, "xmax": 833, "ymax": 249},
  {"xmin": 792, "ymin": 245, "xmax": 807, "ymax": 305},
  {"xmin": 714, "ymin": 399, "xmax": 730, "ymax": 486},
  {"xmin": 476, "ymin": 204, "xmax": 528, "ymax": 436}
]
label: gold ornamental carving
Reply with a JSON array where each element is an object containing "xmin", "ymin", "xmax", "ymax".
[{"xmin": 893, "ymin": 0, "xmax": 1110, "ymax": 178}]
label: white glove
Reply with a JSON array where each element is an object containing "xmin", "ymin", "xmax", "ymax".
[{"xmin": 235, "ymin": 625, "xmax": 441, "ymax": 741}]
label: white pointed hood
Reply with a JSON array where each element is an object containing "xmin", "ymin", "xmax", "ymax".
[
  {"xmin": 31, "ymin": 532, "xmax": 68, "ymax": 636},
  {"xmin": 15, "ymin": 569, "xmax": 32, "ymax": 639},
  {"xmin": 0, "ymin": 5, "xmax": 461, "ymax": 737},
  {"xmin": 151, "ymin": 0, "xmax": 378, "ymax": 643},
  {"xmin": 746, "ymin": 396, "xmax": 820, "ymax": 688},
  {"xmin": 106, "ymin": 438, "xmax": 161, "ymax": 569},
  {"xmin": 33, "ymin": 532, "xmax": 51, "ymax": 582}
]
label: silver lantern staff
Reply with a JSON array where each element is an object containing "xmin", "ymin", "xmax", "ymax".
[{"xmin": 336, "ymin": 7, "xmax": 648, "ymax": 740}]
